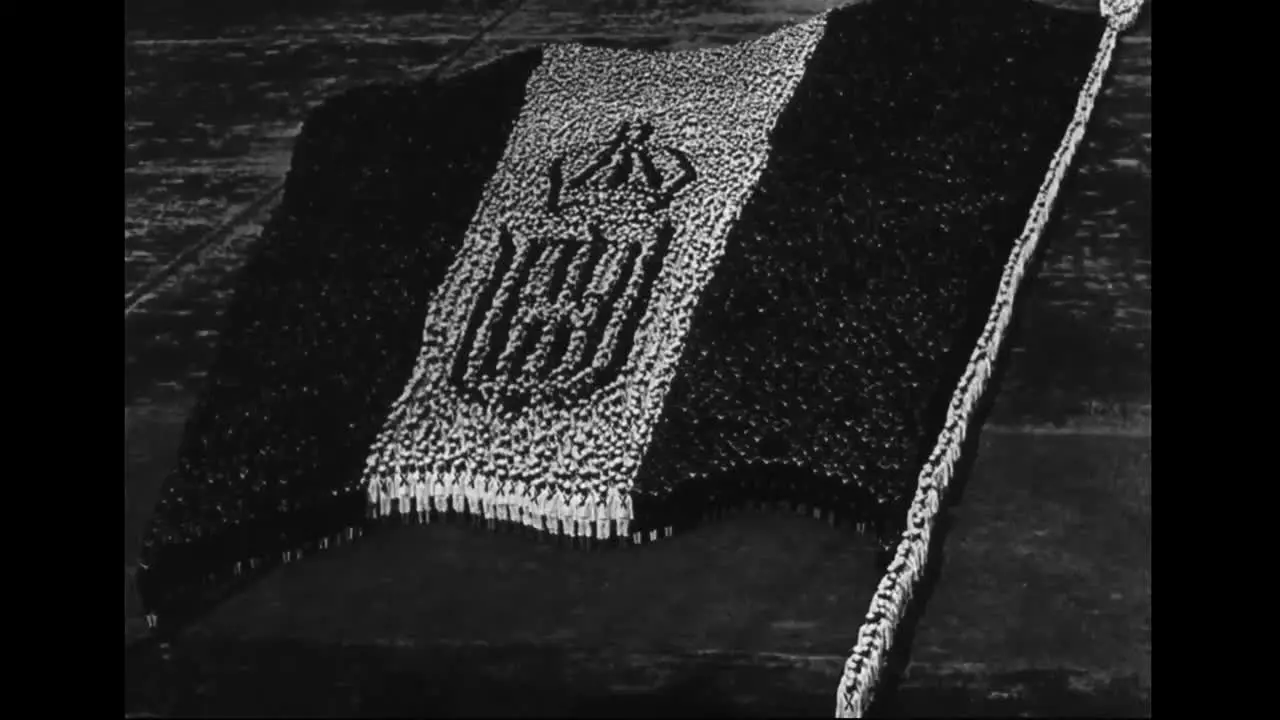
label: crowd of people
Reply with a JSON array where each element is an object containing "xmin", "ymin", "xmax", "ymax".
[{"xmin": 133, "ymin": 0, "xmax": 1077, "ymax": 627}]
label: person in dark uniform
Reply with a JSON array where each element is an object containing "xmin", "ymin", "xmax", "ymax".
[
  {"xmin": 136, "ymin": 532, "xmax": 161, "ymax": 630},
  {"xmin": 226, "ymin": 511, "xmax": 247, "ymax": 578},
  {"xmin": 203, "ymin": 502, "xmax": 227, "ymax": 584}
]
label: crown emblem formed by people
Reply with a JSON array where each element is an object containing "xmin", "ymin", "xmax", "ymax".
[{"xmin": 547, "ymin": 120, "xmax": 697, "ymax": 217}]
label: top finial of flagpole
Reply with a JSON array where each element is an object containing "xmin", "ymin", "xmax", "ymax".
[{"xmin": 1101, "ymin": 0, "xmax": 1145, "ymax": 32}]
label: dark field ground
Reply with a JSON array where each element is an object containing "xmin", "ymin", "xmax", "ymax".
[
  {"xmin": 124, "ymin": 0, "xmax": 1151, "ymax": 716},
  {"xmin": 124, "ymin": 433, "xmax": 1150, "ymax": 716}
]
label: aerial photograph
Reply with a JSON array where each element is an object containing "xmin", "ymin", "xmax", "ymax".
[{"xmin": 124, "ymin": 1, "xmax": 1151, "ymax": 716}]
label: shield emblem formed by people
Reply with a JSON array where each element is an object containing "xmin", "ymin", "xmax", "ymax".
[{"xmin": 449, "ymin": 119, "xmax": 695, "ymax": 413}]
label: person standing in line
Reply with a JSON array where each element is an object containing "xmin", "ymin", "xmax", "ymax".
[
  {"xmin": 414, "ymin": 465, "xmax": 429, "ymax": 525},
  {"xmin": 534, "ymin": 482, "xmax": 552, "ymax": 539},
  {"xmin": 492, "ymin": 475, "xmax": 506, "ymax": 532},
  {"xmin": 481, "ymin": 474, "xmax": 496, "ymax": 531},
  {"xmin": 565, "ymin": 489, "xmax": 582, "ymax": 549},
  {"xmin": 432, "ymin": 472, "xmax": 447, "ymax": 524},
  {"xmin": 462, "ymin": 465, "xmax": 480, "ymax": 527},
  {"xmin": 595, "ymin": 484, "xmax": 611, "ymax": 547}
]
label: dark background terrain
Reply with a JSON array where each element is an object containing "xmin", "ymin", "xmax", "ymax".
[{"xmin": 123, "ymin": 0, "xmax": 1151, "ymax": 715}]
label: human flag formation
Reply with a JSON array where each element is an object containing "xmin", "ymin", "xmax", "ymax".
[{"xmin": 136, "ymin": 0, "xmax": 1144, "ymax": 715}]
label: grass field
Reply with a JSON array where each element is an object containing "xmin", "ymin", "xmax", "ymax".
[{"xmin": 124, "ymin": 1, "xmax": 1151, "ymax": 715}]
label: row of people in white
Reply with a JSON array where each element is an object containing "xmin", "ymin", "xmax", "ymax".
[{"xmin": 367, "ymin": 465, "xmax": 635, "ymax": 540}]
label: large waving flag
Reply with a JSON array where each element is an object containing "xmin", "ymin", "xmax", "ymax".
[{"xmin": 136, "ymin": 0, "xmax": 1143, "ymax": 715}]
